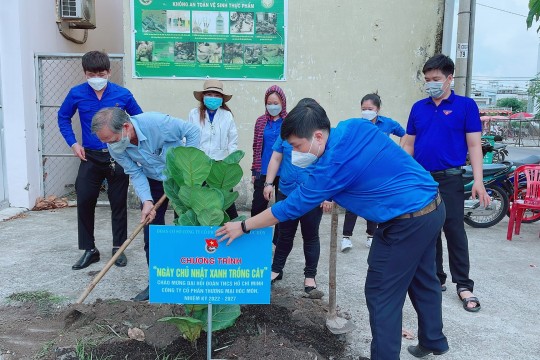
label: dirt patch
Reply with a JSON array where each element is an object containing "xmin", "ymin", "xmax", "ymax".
[{"xmin": 0, "ymin": 288, "xmax": 362, "ymax": 360}]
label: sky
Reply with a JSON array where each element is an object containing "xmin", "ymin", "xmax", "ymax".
[{"xmin": 450, "ymin": 0, "xmax": 539, "ymax": 88}]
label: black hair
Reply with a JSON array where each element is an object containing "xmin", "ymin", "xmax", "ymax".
[
  {"xmin": 361, "ymin": 92, "xmax": 381, "ymax": 108},
  {"xmin": 82, "ymin": 51, "xmax": 111, "ymax": 73},
  {"xmin": 281, "ymin": 98, "xmax": 330, "ymax": 140},
  {"xmin": 422, "ymin": 54, "xmax": 454, "ymax": 77}
]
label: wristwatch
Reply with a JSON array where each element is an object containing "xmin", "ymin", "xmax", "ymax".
[
  {"xmin": 241, "ymin": 220, "xmax": 251, "ymax": 234},
  {"xmin": 263, "ymin": 182, "xmax": 274, "ymax": 187}
]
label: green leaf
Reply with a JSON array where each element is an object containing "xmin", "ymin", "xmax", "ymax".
[
  {"xmin": 222, "ymin": 211, "xmax": 230, "ymax": 225},
  {"xmin": 191, "ymin": 187, "xmax": 224, "ymax": 215},
  {"xmin": 179, "ymin": 186, "xmax": 192, "ymax": 208},
  {"xmin": 222, "ymin": 150, "xmax": 245, "ymax": 165},
  {"xmin": 165, "ymin": 149, "xmax": 185, "ymax": 186},
  {"xmin": 197, "ymin": 208, "xmax": 225, "ymax": 226},
  {"xmin": 179, "ymin": 209, "xmax": 199, "ymax": 226},
  {"xmin": 206, "ymin": 161, "xmax": 243, "ymax": 190},
  {"xmin": 221, "ymin": 190, "xmax": 239, "ymax": 210},
  {"xmin": 201, "ymin": 305, "xmax": 242, "ymax": 332},
  {"xmin": 527, "ymin": 0, "xmax": 540, "ymax": 30},
  {"xmin": 174, "ymin": 147, "xmax": 212, "ymax": 186},
  {"xmin": 163, "ymin": 178, "xmax": 187, "ymax": 214},
  {"xmin": 185, "ymin": 304, "xmax": 208, "ymax": 319},
  {"xmin": 158, "ymin": 316, "xmax": 203, "ymax": 343}
]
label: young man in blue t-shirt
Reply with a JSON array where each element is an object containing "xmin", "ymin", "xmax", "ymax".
[
  {"xmin": 58, "ymin": 51, "xmax": 142, "ymax": 272},
  {"xmin": 217, "ymin": 99, "xmax": 449, "ymax": 359},
  {"xmin": 403, "ymin": 54, "xmax": 490, "ymax": 314}
]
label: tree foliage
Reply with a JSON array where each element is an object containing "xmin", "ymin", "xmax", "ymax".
[
  {"xmin": 527, "ymin": 0, "xmax": 540, "ymax": 32},
  {"xmin": 528, "ymin": 75, "xmax": 540, "ymax": 113},
  {"xmin": 496, "ymin": 97, "xmax": 527, "ymax": 113}
]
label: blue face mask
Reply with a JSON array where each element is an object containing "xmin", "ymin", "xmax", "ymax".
[{"xmin": 204, "ymin": 96, "xmax": 223, "ymax": 111}]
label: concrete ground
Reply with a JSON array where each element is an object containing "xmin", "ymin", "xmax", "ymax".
[{"xmin": 0, "ymin": 205, "xmax": 539, "ymax": 359}]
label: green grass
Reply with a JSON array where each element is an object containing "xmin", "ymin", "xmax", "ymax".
[
  {"xmin": 75, "ymin": 339, "xmax": 113, "ymax": 360},
  {"xmin": 33, "ymin": 340, "xmax": 55, "ymax": 359},
  {"xmin": 7, "ymin": 290, "xmax": 67, "ymax": 316},
  {"xmin": 7, "ymin": 290, "xmax": 65, "ymax": 304}
]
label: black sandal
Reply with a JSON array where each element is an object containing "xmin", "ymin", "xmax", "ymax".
[
  {"xmin": 271, "ymin": 270, "xmax": 283, "ymax": 284},
  {"xmin": 304, "ymin": 278, "xmax": 317, "ymax": 293},
  {"xmin": 457, "ymin": 287, "xmax": 481, "ymax": 312}
]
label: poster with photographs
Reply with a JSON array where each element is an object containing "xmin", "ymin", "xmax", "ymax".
[{"xmin": 132, "ymin": 0, "xmax": 287, "ymax": 80}]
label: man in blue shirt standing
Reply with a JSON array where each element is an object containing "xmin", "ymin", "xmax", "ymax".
[
  {"xmin": 403, "ymin": 54, "xmax": 490, "ymax": 314},
  {"xmin": 92, "ymin": 107, "xmax": 200, "ymax": 301},
  {"xmin": 58, "ymin": 51, "xmax": 142, "ymax": 271},
  {"xmin": 217, "ymin": 100, "xmax": 449, "ymax": 359}
]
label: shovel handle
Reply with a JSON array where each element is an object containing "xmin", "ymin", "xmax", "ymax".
[
  {"xmin": 328, "ymin": 205, "xmax": 339, "ymax": 318},
  {"xmin": 76, "ymin": 194, "xmax": 168, "ymax": 304}
]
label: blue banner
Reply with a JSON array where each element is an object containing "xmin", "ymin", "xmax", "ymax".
[{"xmin": 149, "ymin": 225, "xmax": 272, "ymax": 304}]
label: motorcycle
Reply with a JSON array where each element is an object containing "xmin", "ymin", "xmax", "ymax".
[
  {"xmin": 491, "ymin": 142, "xmax": 509, "ymax": 163},
  {"xmin": 463, "ymin": 162, "xmax": 514, "ymax": 228}
]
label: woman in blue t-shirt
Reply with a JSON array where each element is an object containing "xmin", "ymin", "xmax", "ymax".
[
  {"xmin": 341, "ymin": 93, "xmax": 406, "ymax": 253},
  {"xmin": 263, "ymin": 98, "xmax": 333, "ymax": 295}
]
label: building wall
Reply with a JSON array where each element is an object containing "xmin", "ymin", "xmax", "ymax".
[
  {"xmin": 0, "ymin": 0, "xmax": 125, "ymax": 208},
  {"xmin": 123, "ymin": 0, "xmax": 445, "ymax": 206}
]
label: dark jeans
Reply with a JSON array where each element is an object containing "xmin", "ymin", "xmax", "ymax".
[
  {"xmin": 432, "ymin": 172, "xmax": 474, "ymax": 292},
  {"xmin": 251, "ymin": 175, "xmax": 280, "ymax": 244},
  {"xmin": 271, "ymin": 191, "xmax": 322, "ymax": 278},
  {"xmin": 143, "ymin": 178, "xmax": 170, "ymax": 265},
  {"xmin": 343, "ymin": 209, "xmax": 377, "ymax": 236},
  {"xmin": 75, "ymin": 150, "xmax": 128, "ymax": 250},
  {"xmin": 365, "ymin": 200, "xmax": 448, "ymax": 359}
]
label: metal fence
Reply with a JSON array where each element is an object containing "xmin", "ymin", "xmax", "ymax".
[
  {"xmin": 36, "ymin": 54, "xmax": 124, "ymax": 198},
  {"xmin": 483, "ymin": 119, "xmax": 540, "ymax": 147}
]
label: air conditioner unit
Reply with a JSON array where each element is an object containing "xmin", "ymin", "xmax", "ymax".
[{"xmin": 58, "ymin": 0, "xmax": 96, "ymax": 29}]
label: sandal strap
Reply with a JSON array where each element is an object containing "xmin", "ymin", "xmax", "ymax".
[{"xmin": 462, "ymin": 296, "xmax": 480, "ymax": 305}]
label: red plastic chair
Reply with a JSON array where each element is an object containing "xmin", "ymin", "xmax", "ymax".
[{"xmin": 507, "ymin": 164, "xmax": 540, "ymax": 240}]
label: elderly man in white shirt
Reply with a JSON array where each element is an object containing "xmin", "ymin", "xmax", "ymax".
[{"xmin": 91, "ymin": 107, "xmax": 200, "ymax": 301}]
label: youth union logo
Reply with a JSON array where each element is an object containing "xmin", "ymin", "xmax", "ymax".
[{"xmin": 205, "ymin": 238, "xmax": 219, "ymax": 254}]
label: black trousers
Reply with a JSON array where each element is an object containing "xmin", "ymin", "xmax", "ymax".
[
  {"xmin": 342, "ymin": 209, "xmax": 377, "ymax": 237},
  {"xmin": 271, "ymin": 191, "xmax": 322, "ymax": 278},
  {"xmin": 365, "ymin": 200, "xmax": 448, "ymax": 359},
  {"xmin": 75, "ymin": 150, "xmax": 128, "ymax": 250},
  {"xmin": 143, "ymin": 178, "xmax": 170, "ymax": 265},
  {"xmin": 432, "ymin": 172, "xmax": 474, "ymax": 292},
  {"xmin": 251, "ymin": 175, "xmax": 280, "ymax": 244}
]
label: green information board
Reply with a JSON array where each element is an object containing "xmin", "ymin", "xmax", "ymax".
[{"xmin": 132, "ymin": 0, "xmax": 287, "ymax": 80}]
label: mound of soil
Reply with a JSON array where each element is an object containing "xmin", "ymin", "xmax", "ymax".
[{"xmin": 0, "ymin": 288, "xmax": 359, "ymax": 360}]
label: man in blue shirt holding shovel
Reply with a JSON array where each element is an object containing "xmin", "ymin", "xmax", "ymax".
[{"xmin": 216, "ymin": 99, "xmax": 449, "ymax": 359}]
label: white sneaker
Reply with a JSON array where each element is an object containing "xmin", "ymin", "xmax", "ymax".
[
  {"xmin": 341, "ymin": 237, "xmax": 353, "ymax": 252},
  {"xmin": 366, "ymin": 236, "xmax": 373, "ymax": 248}
]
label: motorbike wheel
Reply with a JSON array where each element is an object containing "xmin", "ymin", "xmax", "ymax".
[{"xmin": 464, "ymin": 185, "xmax": 509, "ymax": 228}]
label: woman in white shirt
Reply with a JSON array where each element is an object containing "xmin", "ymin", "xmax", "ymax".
[{"xmin": 188, "ymin": 79, "xmax": 239, "ymax": 219}]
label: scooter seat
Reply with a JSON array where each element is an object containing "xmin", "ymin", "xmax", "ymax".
[
  {"xmin": 462, "ymin": 163, "xmax": 509, "ymax": 179},
  {"xmin": 511, "ymin": 155, "xmax": 540, "ymax": 167}
]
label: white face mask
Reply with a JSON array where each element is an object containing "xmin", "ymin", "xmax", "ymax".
[
  {"xmin": 424, "ymin": 77, "xmax": 450, "ymax": 99},
  {"xmin": 291, "ymin": 138, "xmax": 320, "ymax": 168},
  {"xmin": 266, "ymin": 104, "xmax": 282, "ymax": 117},
  {"xmin": 361, "ymin": 110, "xmax": 378, "ymax": 121},
  {"xmin": 108, "ymin": 128, "xmax": 130, "ymax": 153},
  {"xmin": 87, "ymin": 77, "xmax": 108, "ymax": 91}
]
